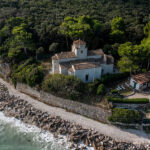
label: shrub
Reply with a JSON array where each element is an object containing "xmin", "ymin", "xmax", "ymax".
[
  {"xmin": 42, "ymin": 74, "xmax": 85, "ymax": 100},
  {"xmin": 107, "ymin": 96, "xmax": 149, "ymax": 104},
  {"xmin": 97, "ymin": 84, "xmax": 105, "ymax": 95},
  {"xmin": 108, "ymin": 108, "xmax": 141, "ymax": 124},
  {"xmin": 111, "ymin": 89, "xmax": 118, "ymax": 94},
  {"xmin": 12, "ymin": 59, "xmax": 44, "ymax": 87},
  {"xmin": 143, "ymin": 126, "xmax": 150, "ymax": 133},
  {"xmin": 87, "ymin": 79, "xmax": 100, "ymax": 94},
  {"xmin": 143, "ymin": 119, "xmax": 150, "ymax": 124},
  {"xmin": 49, "ymin": 43, "xmax": 59, "ymax": 53},
  {"xmin": 101, "ymin": 73, "xmax": 129, "ymax": 84}
]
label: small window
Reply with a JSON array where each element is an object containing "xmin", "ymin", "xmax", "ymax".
[
  {"xmin": 81, "ymin": 50, "xmax": 83, "ymax": 54},
  {"xmin": 85, "ymin": 74, "xmax": 89, "ymax": 81}
]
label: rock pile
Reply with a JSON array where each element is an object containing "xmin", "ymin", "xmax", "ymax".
[{"xmin": 0, "ymin": 83, "xmax": 149, "ymax": 150}]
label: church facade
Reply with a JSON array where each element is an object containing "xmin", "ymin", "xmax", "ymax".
[{"xmin": 51, "ymin": 40, "xmax": 114, "ymax": 83}]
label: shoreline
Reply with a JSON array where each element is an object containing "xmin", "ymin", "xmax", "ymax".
[
  {"xmin": 0, "ymin": 112, "xmax": 73, "ymax": 150},
  {"xmin": 0, "ymin": 79, "xmax": 150, "ymax": 149}
]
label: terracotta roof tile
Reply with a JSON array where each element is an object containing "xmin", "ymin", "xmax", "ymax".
[
  {"xmin": 73, "ymin": 40, "xmax": 86, "ymax": 45},
  {"xmin": 132, "ymin": 71, "xmax": 150, "ymax": 85},
  {"xmin": 74, "ymin": 62, "xmax": 100, "ymax": 70},
  {"xmin": 88, "ymin": 49, "xmax": 104, "ymax": 56},
  {"xmin": 59, "ymin": 55, "xmax": 113, "ymax": 70},
  {"xmin": 52, "ymin": 52, "xmax": 76, "ymax": 60}
]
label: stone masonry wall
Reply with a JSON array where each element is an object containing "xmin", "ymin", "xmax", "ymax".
[
  {"xmin": 0, "ymin": 62, "xmax": 11, "ymax": 80},
  {"xmin": 16, "ymin": 82, "xmax": 111, "ymax": 123},
  {"xmin": 16, "ymin": 82, "xmax": 40, "ymax": 99}
]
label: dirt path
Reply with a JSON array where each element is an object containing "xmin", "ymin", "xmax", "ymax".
[{"xmin": 0, "ymin": 78, "xmax": 150, "ymax": 145}]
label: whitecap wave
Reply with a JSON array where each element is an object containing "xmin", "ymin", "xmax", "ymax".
[{"xmin": 0, "ymin": 112, "xmax": 94, "ymax": 150}]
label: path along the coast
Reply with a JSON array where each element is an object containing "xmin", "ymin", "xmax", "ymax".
[{"xmin": 0, "ymin": 78, "xmax": 149, "ymax": 145}]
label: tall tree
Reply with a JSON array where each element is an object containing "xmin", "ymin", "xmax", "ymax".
[
  {"xmin": 141, "ymin": 22, "xmax": 150, "ymax": 69},
  {"xmin": 118, "ymin": 22, "xmax": 150, "ymax": 73},
  {"xmin": 110, "ymin": 17, "xmax": 126, "ymax": 43},
  {"xmin": 59, "ymin": 15, "xmax": 103, "ymax": 40},
  {"xmin": 11, "ymin": 23, "xmax": 35, "ymax": 56}
]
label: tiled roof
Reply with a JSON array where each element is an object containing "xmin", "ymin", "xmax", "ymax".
[
  {"xmin": 73, "ymin": 40, "xmax": 86, "ymax": 45},
  {"xmin": 60, "ymin": 59, "xmax": 101, "ymax": 70},
  {"xmin": 132, "ymin": 71, "xmax": 150, "ymax": 85},
  {"xmin": 52, "ymin": 48, "xmax": 114, "ymax": 63},
  {"xmin": 52, "ymin": 52, "xmax": 76, "ymax": 60},
  {"xmin": 74, "ymin": 62, "xmax": 100, "ymax": 70},
  {"xmin": 88, "ymin": 49, "xmax": 104, "ymax": 56},
  {"xmin": 59, "ymin": 55, "xmax": 113, "ymax": 70}
]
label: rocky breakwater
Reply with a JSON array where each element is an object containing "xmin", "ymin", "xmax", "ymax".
[{"xmin": 0, "ymin": 83, "xmax": 149, "ymax": 150}]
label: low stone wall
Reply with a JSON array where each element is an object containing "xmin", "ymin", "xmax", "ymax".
[
  {"xmin": 109, "ymin": 121, "xmax": 141, "ymax": 130},
  {"xmin": 16, "ymin": 83, "xmax": 40, "ymax": 99},
  {"xmin": 0, "ymin": 62, "xmax": 11, "ymax": 80},
  {"xmin": 16, "ymin": 82, "xmax": 111, "ymax": 122}
]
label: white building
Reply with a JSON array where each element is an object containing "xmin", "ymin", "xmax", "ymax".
[
  {"xmin": 130, "ymin": 71, "xmax": 150, "ymax": 90},
  {"xmin": 51, "ymin": 40, "xmax": 114, "ymax": 83}
]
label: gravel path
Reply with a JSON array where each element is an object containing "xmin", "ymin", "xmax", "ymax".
[{"xmin": 0, "ymin": 78, "xmax": 150, "ymax": 145}]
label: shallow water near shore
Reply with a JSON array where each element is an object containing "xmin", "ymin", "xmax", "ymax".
[{"xmin": 0, "ymin": 112, "xmax": 71, "ymax": 150}]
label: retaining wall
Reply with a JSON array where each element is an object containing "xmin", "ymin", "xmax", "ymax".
[
  {"xmin": 0, "ymin": 62, "xmax": 11, "ymax": 80},
  {"xmin": 16, "ymin": 82, "xmax": 111, "ymax": 122}
]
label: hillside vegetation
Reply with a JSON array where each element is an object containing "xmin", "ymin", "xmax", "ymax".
[
  {"xmin": 0, "ymin": 0, "xmax": 150, "ymax": 94},
  {"xmin": 0, "ymin": 0, "xmax": 149, "ymax": 51}
]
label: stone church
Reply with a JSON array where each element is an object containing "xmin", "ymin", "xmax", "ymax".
[{"xmin": 51, "ymin": 40, "xmax": 114, "ymax": 83}]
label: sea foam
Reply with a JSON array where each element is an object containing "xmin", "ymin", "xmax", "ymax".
[{"xmin": 0, "ymin": 112, "xmax": 94, "ymax": 150}]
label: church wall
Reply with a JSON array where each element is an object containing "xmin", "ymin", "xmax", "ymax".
[
  {"xmin": 52, "ymin": 59, "xmax": 59, "ymax": 74},
  {"xmin": 74, "ymin": 67, "xmax": 102, "ymax": 83},
  {"xmin": 101, "ymin": 64, "xmax": 114, "ymax": 75}
]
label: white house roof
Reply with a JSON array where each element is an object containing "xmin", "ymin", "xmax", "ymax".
[{"xmin": 132, "ymin": 71, "xmax": 150, "ymax": 85}]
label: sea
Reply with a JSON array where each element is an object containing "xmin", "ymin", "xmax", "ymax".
[{"xmin": 0, "ymin": 112, "xmax": 94, "ymax": 150}]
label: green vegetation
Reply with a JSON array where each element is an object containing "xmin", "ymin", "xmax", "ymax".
[
  {"xmin": 111, "ymin": 89, "xmax": 118, "ymax": 94},
  {"xmin": 12, "ymin": 59, "xmax": 44, "ymax": 87},
  {"xmin": 0, "ymin": 0, "xmax": 149, "ymax": 59},
  {"xmin": 107, "ymin": 96, "xmax": 149, "ymax": 104},
  {"xmin": 42, "ymin": 74, "xmax": 85, "ymax": 100},
  {"xmin": 108, "ymin": 108, "xmax": 141, "ymax": 124},
  {"xmin": 97, "ymin": 84, "xmax": 105, "ymax": 95},
  {"xmin": 60, "ymin": 15, "xmax": 103, "ymax": 44},
  {"xmin": 0, "ymin": 0, "xmax": 149, "ymax": 102},
  {"xmin": 101, "ymin": 73, "xmax": 129, "ymax": 84},
  {"xmin": 118, "ymin": 21, "xmax": 150, "ymax": 73},
  {"xmin": 110, "ymin": 17, "xmax": 125, "ymax": 43},
  {"xmin": 0, "ymin": 17, "xmax": 35, "ymax": 63},
  {"xmin": 143, "ymin": 126, "xmax": 150, "ymax": 133}
]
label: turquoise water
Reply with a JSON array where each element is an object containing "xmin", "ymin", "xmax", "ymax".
[{"xmin": 0, "ymin": 112, "xmax": 69, "ymax": 150}]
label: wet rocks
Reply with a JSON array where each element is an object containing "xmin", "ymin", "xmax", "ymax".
[{"xmin": 0, "ymin": 83, "xmax": 149, "ymax": 150}]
